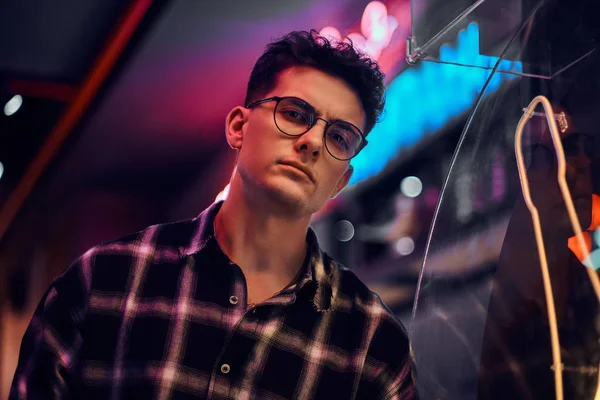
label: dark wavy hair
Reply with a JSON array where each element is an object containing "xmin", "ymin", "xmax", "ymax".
[{"xmin": 244, "ymin": 30, "xmax": 386, "ymax": 135}]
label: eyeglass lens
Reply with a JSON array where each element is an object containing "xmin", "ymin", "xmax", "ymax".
[
  {"xmin": 524, "ymin": 133, "xmax": 597, "ymax": 174},
  {"xmin": 274, "ymin": 97, "xmax": 363, "ymax": 160}
]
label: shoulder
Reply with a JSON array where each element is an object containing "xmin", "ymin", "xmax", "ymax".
[
  {"xmin": 57, "ymin": 218, "xmax": 199, "ymax": 292},
  {"xmin": 98, "ymin": 217, "xmax": 202, "ymax": 254},
  {"xmin": 329, "ymin": 256, "xmax": 408, "ymax": 337},
  {"xmin": 83, "ymin": 219, "xmax": 195, "ymax": 263},
  {"xmin": 327, "ymin": 257, "xmax": 414, "ymax": 395}
]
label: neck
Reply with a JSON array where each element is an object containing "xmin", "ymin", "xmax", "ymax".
[{"xmin": 214, "ymin": 181, "xmax": 311, "ymax": 303}]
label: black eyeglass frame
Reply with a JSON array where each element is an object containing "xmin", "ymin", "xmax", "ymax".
[
  {"xmin": 521, "ymin": 132, "xmax": 597, "ymax": 178},
  {"xmin": 245, "ymin": 96, "xmax": 368, "ymax": 161}
]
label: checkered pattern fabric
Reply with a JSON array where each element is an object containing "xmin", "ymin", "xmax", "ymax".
[{"xmin": 10, "ymin": 201, "xmax": 415, "ymax": 399}]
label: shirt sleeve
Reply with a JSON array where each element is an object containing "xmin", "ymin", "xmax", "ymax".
[
  {"xmin": 9, "ymin": 256, "xmax": 90, "ymax": 400},
  {"xmin": 380, "ymin": 359, "xmax": 417, "ymax": 400},
  {"xmin": 365, "ymin": 314, "xmax": 417, "ymax": 400}
]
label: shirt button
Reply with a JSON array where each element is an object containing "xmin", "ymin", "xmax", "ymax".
[
  {"xmin": 220, "ymin": 364, "xmax": 231, "ymax": 374},
  {"xmin": 229, "ymin": 296, "xmax": 238, "ymax": 305}
]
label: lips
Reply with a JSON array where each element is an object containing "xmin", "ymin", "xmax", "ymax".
[{"xmin": 278, "ymin": 160, "xmax": 314, "ymax": 182}]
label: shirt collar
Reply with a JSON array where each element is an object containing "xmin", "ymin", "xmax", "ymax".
[{"xmin": 178, "ymin": 201, "xmax": 337, "ymax": 312}]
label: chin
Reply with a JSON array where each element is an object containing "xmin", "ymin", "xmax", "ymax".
[
  {"xmin": 246, "ymin": 169, "xmax": 324, "ymax": 215},
  {"xmin": 257, "ymin": 180, "xmax": 313, "ymax": 214}
]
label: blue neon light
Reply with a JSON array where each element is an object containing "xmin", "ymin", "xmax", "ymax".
[{"xmin": 350, "ymin": 22, "xmax": 523, "ymax": 184}]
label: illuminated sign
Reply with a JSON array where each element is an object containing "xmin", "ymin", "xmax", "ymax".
[
  {"xmin": 320, "ymin": 1, "xmax": 399, "ymax": 61},
  {"xmin": 349, "ymin": 22, "xmax": 523, "ymax": 184}
]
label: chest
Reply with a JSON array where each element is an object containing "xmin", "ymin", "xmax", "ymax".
[{"xmin": 79, "ymin": 293, "xmax": 371, "ymax": 399}]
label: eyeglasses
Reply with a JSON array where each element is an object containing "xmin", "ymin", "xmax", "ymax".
[
  {"xmin": 245, "ymin": 96, "xmax": 367, "ymax": 161},
  {"xmin": 523, "ymin": 133, "xmax": 597, "ymax": 177}
]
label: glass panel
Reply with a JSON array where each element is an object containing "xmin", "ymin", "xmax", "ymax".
[
  {"xmin": 410, "ymin": 0, "xmax": 600, "ymax": 398},
  {"xmin": 409, "ymin": 0, "xmax": 598, "ymax": 79}
]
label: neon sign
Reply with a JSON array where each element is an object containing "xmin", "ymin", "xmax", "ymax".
[
  {"xmin": 320, "ymin": 1, "xmax": 399, "ymax": 61},
  {"xmin": 349, "ymin": 22, "xmax": 523, "ymax": 185}
]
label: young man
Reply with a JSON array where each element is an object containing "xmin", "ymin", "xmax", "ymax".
[{"xmin": 10, "ymin": 30, "xmax": 415, "ymax": 399}]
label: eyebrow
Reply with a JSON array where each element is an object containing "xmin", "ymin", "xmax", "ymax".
[
  {"xmin": 286, "ymin": 95, "xmax": 358, "ymax": 126},
  {"xmin": 308, "ymin": 101, "xmax": 346, "ymax": 123},
  {"xmin": 288, "ymin": 96, "xmax": 320, "ymax": 114}
]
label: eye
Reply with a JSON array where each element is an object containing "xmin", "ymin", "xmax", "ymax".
[
  {"xmin": 327, "ymin": 128, "xmax": 352, "ymax": 150},
  {"xmin": 285, "ymin": 110, "xmax": 305, "ymax": 121},
  {"xmin": 278, "ymin": 106, "xmax": 309, "ymax": 124},
  {"xmin": 332, "ymin": 133, "xmax": 349, "ymax": 148}
]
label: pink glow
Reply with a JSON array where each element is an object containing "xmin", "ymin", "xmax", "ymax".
[
  {"xmin": 347, "ymin": 32, "xmax": 368, "ymax": 53},
  {"xmin": 321, "ymin": 1, "xmax": 404, "ymax": 61},
  {"xmin": 319, "ymin": 26, "xmax": 342, "ymax": 41},
  {"xmin": 361, "ymin": 1, "xmax": 395, "ymax": 47}
]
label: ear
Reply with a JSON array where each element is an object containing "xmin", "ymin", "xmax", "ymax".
[
  {"xmin": 225, "ymin": 106, "xmax": 249, "ymax": 150},
  {"xmin": 331, "ymin": 164, "xmax": 353, "ymax": 198}
]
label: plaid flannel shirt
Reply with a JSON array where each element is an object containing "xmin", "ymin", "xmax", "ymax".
[{"xmin": 10, "ymin": 201, "xmax": 415, "ymax": 399}]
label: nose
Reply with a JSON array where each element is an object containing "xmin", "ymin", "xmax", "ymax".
[{"xmin": 293, "ymin": 119, "xmax": 326, "ymax": 158}]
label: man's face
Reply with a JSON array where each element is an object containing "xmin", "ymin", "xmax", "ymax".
[
  {"xmin": 230, "ymin": 66, "xmax": 365, "ymax": 216},
  {"xmin": 525, "ymin": 109, "xmax": 595, "ymax": 235}
]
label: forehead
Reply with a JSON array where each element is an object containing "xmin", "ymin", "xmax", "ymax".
[{"xmin": 268, "ymin": 66, "xmax": 366, "ymax": 130}]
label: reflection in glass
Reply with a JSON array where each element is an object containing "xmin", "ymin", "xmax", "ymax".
[{"xmin": 410, "ymin": 0, "xmax": 600, "ymax": 398}]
